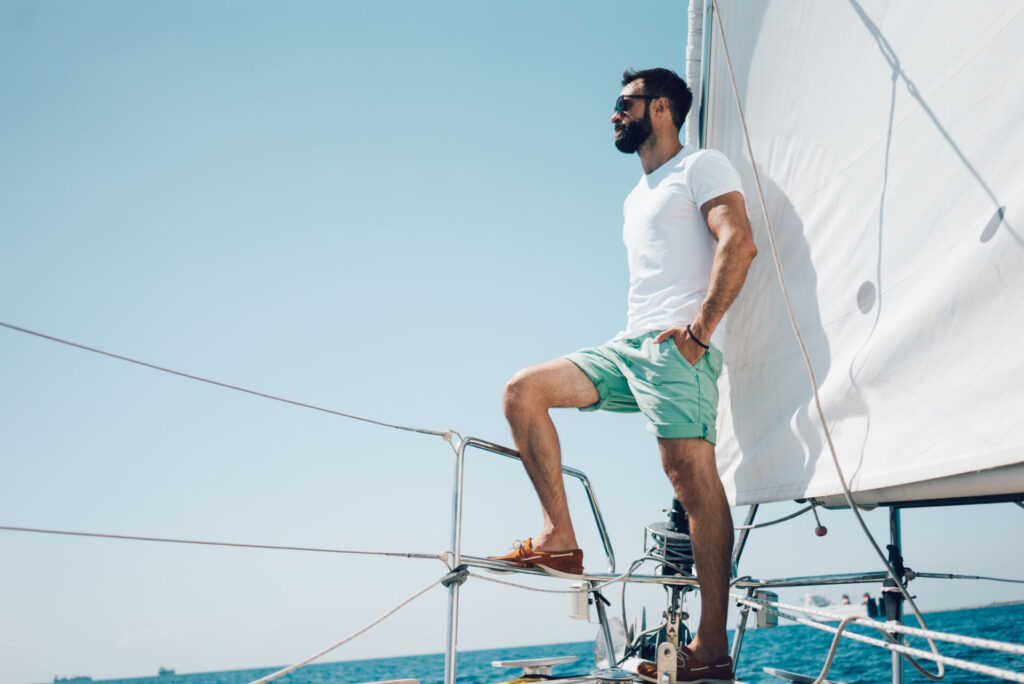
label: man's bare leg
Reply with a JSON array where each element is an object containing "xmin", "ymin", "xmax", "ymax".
[
  {"xmin": 502, "ymin": 358, "xmax": 599, "ymax": 552},
  {"xmin": 658, "ymin": 437, "xmax": 734, "ymax": 662}
]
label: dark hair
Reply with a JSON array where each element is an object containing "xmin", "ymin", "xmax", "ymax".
[{"xmin": 621, "ymin": 67, "xmax": 692, "ymax": 132}]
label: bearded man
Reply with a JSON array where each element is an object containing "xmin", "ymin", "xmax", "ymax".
[{"xmin": 492, "ymin": 67, "xmax": 756, "ymax": 684}]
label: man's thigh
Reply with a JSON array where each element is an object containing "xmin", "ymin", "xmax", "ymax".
[
  {"xmin": 657, "ymin": 437, "xmax": 721, "ymax": 492},
  {"xmin": 509, "ymin": 358, "xmax": 601, "ymax": 409}
]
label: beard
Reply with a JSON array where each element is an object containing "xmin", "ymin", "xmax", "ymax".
[{"xmin": 614, "ymin": 111, "xmax": 653, "ymax": 153}]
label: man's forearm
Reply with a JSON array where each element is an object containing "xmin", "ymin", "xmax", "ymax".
[{"xmin": 691, "ymin": 233, "xmax": 757, "ymax": 342}]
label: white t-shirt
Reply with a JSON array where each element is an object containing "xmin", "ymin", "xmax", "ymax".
[{"xmin": 616, "ymin": 146, "xmax": 744, "ymax": 341}]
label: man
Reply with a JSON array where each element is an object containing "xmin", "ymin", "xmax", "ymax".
[{"xmin": 491, "ymin": 68, "xmax": 756, "ymax": 683}]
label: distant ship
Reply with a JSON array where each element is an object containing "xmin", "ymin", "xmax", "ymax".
[
  {"xmin": 53, "ymin": 677, "xmax": 91, "ymax": 683},
  {"xmin": 158, "ymin": 667, "xmax": 175, "ymax": 676}
]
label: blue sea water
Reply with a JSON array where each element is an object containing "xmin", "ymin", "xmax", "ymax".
[{"xmin": 88, "ymin": 604, "xmax": 1023, "ymax": 684}]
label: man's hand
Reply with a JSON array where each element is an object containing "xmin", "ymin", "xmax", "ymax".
[{"xmin": 654, "ymin": 327, "xmax": 706, "ymax": 366}]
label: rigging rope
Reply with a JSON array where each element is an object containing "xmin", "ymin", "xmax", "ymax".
[
  {"xmin": 709, "ymin": 2, "xmax": 945, "ymax": 679},
  {"xmin": 733, "ymin": 594, "xmax": 1024, "ymax": 683},
  {"xmin": 0, "ymin": 525, "xmax": 451, "ymax": 564},
  {"xmin": 733, "ymin": 504, "xmax": 812, "ymax": 530},
  {"xmin": 736, "ymin": 594, "xmax": 1024, "ymax": 656},
  {"xmin": 0, "ymin": 321, "xmax": 457, "ymax": 443},
  {"xmin": 470, "ymin": 557, "xmax": 650, "ymax": 595},
  {"xmin": 247, "ymin": 575, "xmax": 445, "ymax": 684}
]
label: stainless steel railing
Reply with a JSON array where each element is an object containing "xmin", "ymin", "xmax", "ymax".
[{"xmin": 443, "ymin": 435, "xmax": 617, "ymax": 684}]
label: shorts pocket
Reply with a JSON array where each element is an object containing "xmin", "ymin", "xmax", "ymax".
[{"xmin": 660, "ymin": 337, "xmax": 696, "ymax": 370}]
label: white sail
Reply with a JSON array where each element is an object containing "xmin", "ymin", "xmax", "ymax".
[{"xmin": 697, "ymin": 1, "xmax": 1024, "ymax": 505}]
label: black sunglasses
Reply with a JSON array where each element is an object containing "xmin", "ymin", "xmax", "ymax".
[{"xmin": 614, "ymin": 94, "xmax": 659, "ymax": 114}]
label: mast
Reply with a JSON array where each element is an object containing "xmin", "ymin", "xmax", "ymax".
[{"xmin": 684, "ymin": 0, "xmax": 706, "ymax": 149}]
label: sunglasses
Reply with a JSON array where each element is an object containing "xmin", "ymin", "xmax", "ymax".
[{"xmin": 614, "ymin": 94, "xmax": 659, "ymax": 114}]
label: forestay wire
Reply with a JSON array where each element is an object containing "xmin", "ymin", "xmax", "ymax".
[
  {"xmin": 0, "ymin": 321, "xmax": 459, "ymax": 446},
  {"xmin": 0, "ymin": 525, "xmax": 451, "ymax": 564}
]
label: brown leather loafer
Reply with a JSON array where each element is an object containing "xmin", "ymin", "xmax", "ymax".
[
  {"xmin": 488, "ymin": 538, "xmax": 584, "ymax": 575},
  {"xmin": 635, "ymin": 646, "xmax": 735, "ymax": 683}
]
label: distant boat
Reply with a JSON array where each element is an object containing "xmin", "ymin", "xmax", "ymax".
[
  {"xmin": 802, "ymin": 594, "xmax": 872, "ymax": 622},
  {"xmin": 53, "ymin": 677, "xmax": 91, "ymax": 683},
  {"xmin": 158, "ymin": 667, "xmax": 175, "ymax": 676}
]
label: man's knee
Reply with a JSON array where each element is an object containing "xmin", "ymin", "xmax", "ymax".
[
  {"xmin": 660, "ymin": 439, "xmax": 723, "ymax": 510},
  {"xmin": 504, "ymin": 358, "xmax": 599, "ymax": 417},
  {"xmin": 503, "ymin": 367, "xmax": 543, "ymax": 417}
]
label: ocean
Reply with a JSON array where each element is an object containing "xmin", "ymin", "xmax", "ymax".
[{"xmin": 78, "ymin": 604, "xmax": 1023, "ymax": 684}]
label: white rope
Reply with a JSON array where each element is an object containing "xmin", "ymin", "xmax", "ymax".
[
  {"xmin": 738, "ymin": 594, "xmax": 1024, "ymax": 655},
  {"xmin": 469, "ymin": 558, "xmax": 650, "ymax": 594},
  {"xmin": 472, "ymin": 573, "xmax": 598, "ymax": 594},
  {"xmin": 885, "ymin": 621, "xmax": 1024, "ymax": 656},
  {"xmin": 247, "ymin": 576, "xmax": 445, "ymax": 684},
  {"xmin": 707, "ymin": 2, "xmax": 946, "ymax": 677},
  {"xmin": 733, "ymin": 594, "xmax": 1024, "ymax": 683}
]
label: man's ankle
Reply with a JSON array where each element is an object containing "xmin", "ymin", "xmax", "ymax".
[
  {"xmin": 532, "ymin": 532, "xmax": 578, "ymax": 551},
  {"xmin": 686, "ymin": 639, "xmax": 729, "ymax": 663}
]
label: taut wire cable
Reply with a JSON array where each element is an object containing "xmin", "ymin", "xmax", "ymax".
[
  {"xmin": 0, "ymin": 525, "xmax": 451, "ymax": 564},
  {"xmin": 0, "ymin": 321, "xmax": 457, "ymax": 444},
  {"xmin": 910, "ymin": 571, "xmax": 1024, "ymax": 585}
]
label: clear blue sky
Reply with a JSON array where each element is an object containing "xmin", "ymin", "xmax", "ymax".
[{"xmin": 2, "ymin": 2, "xmax": 1021, "ymax": 683}]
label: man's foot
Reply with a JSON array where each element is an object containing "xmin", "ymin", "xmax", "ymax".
[
  {"xmin": 635, "ymin": 645, "xmax": 734, "ymax": 683},
  {"xmin": 488, "ymin": 538, "xmax": 584, "ymax": 575}
]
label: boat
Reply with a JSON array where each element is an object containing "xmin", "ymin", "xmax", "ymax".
[
  {"xmin": 2, "ymin": 2, "xmax": 1023, "ymax": 684},
  {"xmin": 801, "ymin": 594, "xmax": 872, "ymax": 622},
  {"xmin": 158, "ymin": 667, "xmax": 175, "ymax": 676}
]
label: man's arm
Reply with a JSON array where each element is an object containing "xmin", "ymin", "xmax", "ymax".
[{"xmin": 654, "ymin": 191, "xmax": 757, "ymax": 364}]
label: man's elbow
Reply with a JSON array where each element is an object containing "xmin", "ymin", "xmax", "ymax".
[
  {"xmin": 729, "ymin": 231, "xmax": 758, "ymax": 265},
  {"xmin": 745, "ymin": 236, "xmax": 758, "ymax": 263}
]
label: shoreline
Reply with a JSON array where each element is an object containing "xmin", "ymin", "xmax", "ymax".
[{"xmin": 924, "ymin": 599, "xmax": 1024, "ymax": 614}]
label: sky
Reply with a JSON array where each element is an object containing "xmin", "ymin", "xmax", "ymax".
[{"xmin": 1, "ymin": 2, "xmax": 1022, "ymax": 683}]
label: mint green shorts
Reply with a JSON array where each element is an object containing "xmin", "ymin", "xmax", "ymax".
[{"xmin": 564, "ymin": 331, "xmax": 723, "ymax": 443}]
